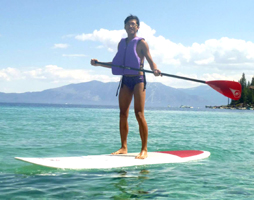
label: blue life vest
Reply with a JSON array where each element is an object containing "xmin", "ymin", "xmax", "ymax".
[{"xmin": 112, "ymin": 37, "xmax": 144, "ymax": 75}]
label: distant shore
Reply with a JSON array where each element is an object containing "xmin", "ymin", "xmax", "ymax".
[{"xmin": 205, "ymin": 105, "xmax": 254, "ymax": 110}]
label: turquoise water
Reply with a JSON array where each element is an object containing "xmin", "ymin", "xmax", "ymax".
[{"xmin": 1, "ymin": 103, "xmax": 254, "ymax": 199}]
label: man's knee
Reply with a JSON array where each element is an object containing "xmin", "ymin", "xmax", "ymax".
[
  {"xmin": 120, "ymin": 111, "xmax": 128, "ymax": 119},
  {"xmin": 135, "ymin": 110, "xmax": 145, "ymax": 120}
]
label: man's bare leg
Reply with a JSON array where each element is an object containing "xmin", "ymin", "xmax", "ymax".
[
  {"xmin": 112, "ymin": 85, "xmax": 133, "ymax": 155},
  {"xmin": 133, "ymin": 83, "xmax": 148, "ymax": 159}
]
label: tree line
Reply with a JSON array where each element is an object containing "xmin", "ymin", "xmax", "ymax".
[{"xmin": 230, "ymin": 73, "xmax": 254, "ymax": 107}]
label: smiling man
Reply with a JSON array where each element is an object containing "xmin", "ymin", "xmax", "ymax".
[{"xmin": 91, "ymin": 15, "xmax": 161, "ymax": 159}]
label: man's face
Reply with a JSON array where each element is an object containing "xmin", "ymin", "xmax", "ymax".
[{"xmin": 125, "ymin": 19, "xmax": 139, "ymax": 34}]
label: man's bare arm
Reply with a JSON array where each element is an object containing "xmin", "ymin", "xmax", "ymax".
[{"xmin": 139, "ymin": 40, "xmax": 161, "ymax": 76}]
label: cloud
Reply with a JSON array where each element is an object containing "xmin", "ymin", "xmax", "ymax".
[
  {"xmin": 75, "ymin": 28, "xmax": 126, "ymax": 52},
  {"xmin": 0, "ymin": 68, "xmax": 24, "ymax": 81},
  {"xmin": 0, "ymin": 66, "xmax": 118, "ymax": 84},
  {"xmin": 62, "ymin": 34, "xmax": 77, "ymax": 39},
  {"xmin": 186, "ymin": 38, "xmax": 254, "ymax": 66},
  {"xmin": 53, "ymin": 43, "xmax": 69, "ymax": 49},
  {"xmin": 75, "ymin": 22, "xmax": 254, "ymax": 75}
]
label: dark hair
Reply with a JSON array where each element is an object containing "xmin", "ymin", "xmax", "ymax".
[{"xmin": 124, "ymin": 15, "xmax": 140, "ymax": 27}]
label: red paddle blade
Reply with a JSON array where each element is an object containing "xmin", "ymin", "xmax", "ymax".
[{"xmin": 206, "ymin": 80, "xmax": 242, "ymax": 100}]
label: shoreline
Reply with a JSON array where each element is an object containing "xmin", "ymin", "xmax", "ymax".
[{"xmin": 205, "ymin": 105, "xmax": 254, "ymax": 110}]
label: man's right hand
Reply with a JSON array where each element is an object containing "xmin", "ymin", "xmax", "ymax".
[{"xmin": 90, "ymin": 59, "xmax": 99, "ymax": 66}]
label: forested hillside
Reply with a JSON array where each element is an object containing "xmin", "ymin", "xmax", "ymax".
[{"xmin": 230, "ymin": 73, "xmax": 254, "ymax": 107}]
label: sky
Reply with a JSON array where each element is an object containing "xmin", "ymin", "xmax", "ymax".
[{"xmin": 1, "ymin": 0, "xmax": 254, "ymax": 93}]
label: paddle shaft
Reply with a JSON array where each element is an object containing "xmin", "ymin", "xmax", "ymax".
[{"xmin": 95, "ymin": 61, "xmax": 206, "ymax": 84}]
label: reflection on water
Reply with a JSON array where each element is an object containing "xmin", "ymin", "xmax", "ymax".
[{"xmin": 111, "ymin": 169, "xmax": 151, "ymax": 199}]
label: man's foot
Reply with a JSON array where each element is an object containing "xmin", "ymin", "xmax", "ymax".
[
  {"xmin": 135, "ymin": 150, "xmax": 148, "ymax": 159},
  {"xmin": 111, "ymin": 148, "xmax": 127, "ymax": 155}
]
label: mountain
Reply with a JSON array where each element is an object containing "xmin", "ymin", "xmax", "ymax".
[
  {"xmin": 0, "ymin": 81, "xmax": 227, "ymax": 107},
  {"xmin": 178, "ymin": 85, "xmax": 229, "ymax": 106}
]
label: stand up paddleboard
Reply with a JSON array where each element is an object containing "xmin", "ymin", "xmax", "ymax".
[{"xmin": 15, "ymin": 150, "xmax": 210, "ymax": 169}]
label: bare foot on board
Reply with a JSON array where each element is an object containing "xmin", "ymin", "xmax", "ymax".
[
  {"xmin": 111, "ymin": 147, "xmax": 127, "ymax": 155},
  {"xmin": 135, "ymin": 150, "xmax": 148, "ymax": 159}
]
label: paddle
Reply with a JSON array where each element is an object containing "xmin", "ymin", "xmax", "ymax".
[{"xmin": 95, "ymin": 61, "xmax": 242, "ymax": 100}]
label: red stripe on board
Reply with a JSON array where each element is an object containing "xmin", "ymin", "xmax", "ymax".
[{"xmin": 157, "ymin": 150, "xmax": 204, "ymax": 158}]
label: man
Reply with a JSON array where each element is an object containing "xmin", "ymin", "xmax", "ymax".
[{"xmin": 91, "ymin": 15, "xmax": 161, "ymax": 159}]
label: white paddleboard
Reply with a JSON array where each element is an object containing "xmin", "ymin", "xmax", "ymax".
[{"xmin": 15, "ymin": 150, "xmax": 210, "ymax": 169}]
